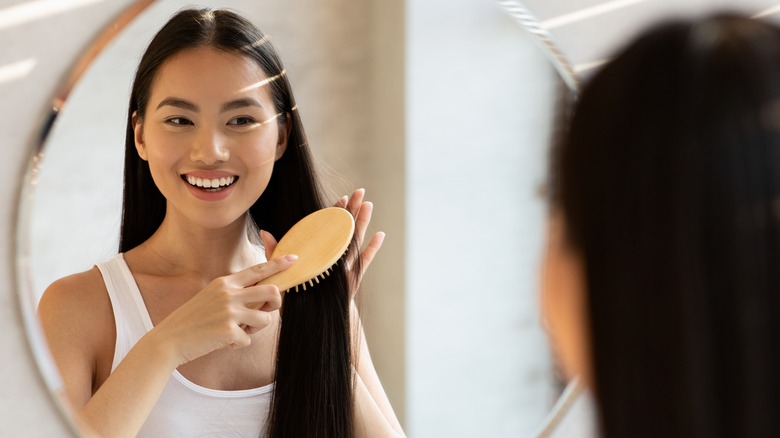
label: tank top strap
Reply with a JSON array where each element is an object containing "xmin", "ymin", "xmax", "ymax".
[{"xmin": 95, "ymin": 253, "xmax": 154, "ymax": 372}]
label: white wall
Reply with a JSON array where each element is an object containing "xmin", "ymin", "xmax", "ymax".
[{"xmin": 405, "ymin": 1, "xmax": 557, "ymax": 436}]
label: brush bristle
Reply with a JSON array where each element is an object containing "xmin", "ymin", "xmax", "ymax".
[{"xmin": 286, "ymin": 250, "xmax": 347, "ymax": 293}]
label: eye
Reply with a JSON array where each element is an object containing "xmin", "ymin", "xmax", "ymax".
[
  {"xmin": 227, "ymin": 116, "xmax": 257, "ymax": 126},
  {"xmin": 165, "ymin": 117, "xmax": 193, "ymax": 126}
]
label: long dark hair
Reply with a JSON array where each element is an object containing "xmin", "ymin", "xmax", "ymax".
[
  {"xmin": 120, "ymin": 8, "xmax": 355, "ymax": 437},
  {"xmin": 553, "ymin": 14, "xmax": 780, "ymax": 438}
]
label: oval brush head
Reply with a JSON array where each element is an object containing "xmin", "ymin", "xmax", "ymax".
[{"xmin": 258, "ymin": 207, "xmax": 355, "ymax": 293}]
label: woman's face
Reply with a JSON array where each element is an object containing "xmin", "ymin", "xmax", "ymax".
[
  {"xmin": 133, "ymin": 46, "xmax": 288, "ymax": 230},
  {"xmin": 540, "ymin": 212, "xmax": 592, "ymax": 387}
]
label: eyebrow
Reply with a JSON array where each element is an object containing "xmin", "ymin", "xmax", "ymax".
[
  {"xmin": 221, "ymin": 97, "xmax": 263, "ymax": 112},
  {"xmin": 155, "ymin": 97, "xmax": 264, "ymax": 112},
  {"xmin": 156, "ymin": 97, "xmax": 198, "ymax": 112}
]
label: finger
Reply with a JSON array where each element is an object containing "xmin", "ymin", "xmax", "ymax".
[
  {"xmin": 348, "ymin": 231, "xmax": 385, "ymax": 283},
  {"xmin": 346, "ymin": 188, "xmax": 365, "ymax": 218},
  {"xmin": 360, "ymin": 232, "xmax": 385, "ymax": 275},
  {"xmin": 241, "ymin": 284, "xmax": 283, "ymax": 311},
  {"xmin": 260, "ymin": 230, "xmax": 278, "ymax": 260},
  {"xmin": 354, "ymin": 201, "xmax": 373, "ymax": 247},
  {"xmin": 229, "ymin": 326, "xmax": 252, "ymax": 349},
  {"xmin": 238, "ymin": 309, "xmax": 273, "ymax": 333},
  {"xmin": 230, "ymin": 254, "xmax": 298, "ymax": 287},
  {"xmin": 335, "ymin": 195, "xmax": 348, "ymax": 208}
]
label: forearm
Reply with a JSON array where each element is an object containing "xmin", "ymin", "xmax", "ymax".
[
  {"xmin": 353, "ymin": 372, "xmax": 405, "ymax": 438},
  {"xmin": 78, "ymin": 332, "xmax": 177, "ymax": 438},
  {"xmin": 351, "ymin": 301, "xmax": 405, "ymax": 436}
]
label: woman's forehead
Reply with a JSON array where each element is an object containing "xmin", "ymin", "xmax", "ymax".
[{"xmin": 149, "ymin": 46, "xmax": 275, "ymax": 106}]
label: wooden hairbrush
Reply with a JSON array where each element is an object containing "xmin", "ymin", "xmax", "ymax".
[{"xmin": 258, "ymin": 207, "xmax": 355, "ymax": 293}]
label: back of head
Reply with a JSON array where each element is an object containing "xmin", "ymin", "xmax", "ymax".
[{"xmin": 554, "ymin": 14, "xmax": 780, "ymax": 437}]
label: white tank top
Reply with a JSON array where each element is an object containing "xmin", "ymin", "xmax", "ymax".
[{"xmin": 96, "ymin": 254, "xmax": 273, "ymax": 438}]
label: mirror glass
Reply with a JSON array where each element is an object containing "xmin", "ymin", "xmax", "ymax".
[{"xmin": 18, "ymin": 0, "xmax": 576, "ymax": 435}]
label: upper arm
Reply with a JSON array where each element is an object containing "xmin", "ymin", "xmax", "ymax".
[{"xmin": 37, "ymin": 268, "xmax": 115, "ymax": 409}]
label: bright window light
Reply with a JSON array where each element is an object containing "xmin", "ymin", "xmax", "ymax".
[
  {"xmin": 0, "ymin": 0, "xmax": 105, "ymax": 31},
  {"xmin": 542, "ymin": 0, "xmax": 652, "ymax": 30},
  {"xmin": 0, "ymin": 58, "xmax": 37, "ymax": 85}
]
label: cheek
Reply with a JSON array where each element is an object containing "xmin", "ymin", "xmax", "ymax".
[
  {"xmin": 246, "ymin": 148, "xmax": 278, "ymax": 171},
  {"xmin": 242, "ymin": 133, "xmax": 280, "ymax": 172},
  {"xmin": 541, "ymin": 247, "xmax": 565, "ymax": 346},
  {"xmin": 540, "ymin": 232, "xmax": 591, "ymax": 382},
  {"xmin": 143, "ymin": 128, "xmax": 180, "ymax": 163}
]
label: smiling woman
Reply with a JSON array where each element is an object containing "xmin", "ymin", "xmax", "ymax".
[{"xmin": 36, "ymin": 8, "xmax": 403, "ymax": 438}]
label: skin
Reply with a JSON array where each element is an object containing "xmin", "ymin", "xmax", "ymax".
[
  {"xmin": 38, "ymin": 46, "xmax": 404, "ymax": 437},
  {"xmin": 539, "ymin": 211, "xmax": 593, "ymax": 388}
]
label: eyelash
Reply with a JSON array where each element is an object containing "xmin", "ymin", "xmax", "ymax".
[
  {"xmin": 227, "ymin": 116, "xmax": 257, "ymax": 126},
  {"xmin": 164, "ymin": 116, "xmax": 257, "ymax": 127},
  {"xmin": 165, "ymin": 117, "xmax": 193, "ymax": 126}
]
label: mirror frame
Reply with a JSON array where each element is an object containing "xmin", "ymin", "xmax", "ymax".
[
  {"xmin": 11, "ymin": 0, "xmax": 581, "ymax": 436},
  {"xmin": 12, "ymin": 1, "xmax": 158, "ymax": 436},
  {"xmin": 494, "ymin": 2, "xmax": 584, "ymax": 436}
]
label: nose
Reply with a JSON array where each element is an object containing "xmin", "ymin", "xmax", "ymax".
[{"xmin": 189, "ymin": 125, "xmax": 229, "ymax": 164}]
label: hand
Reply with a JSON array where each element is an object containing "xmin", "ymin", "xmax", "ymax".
[
  {"xmin": 259, "ymin": 188, "xmax": 384, "ymax": 299},
  {"xmin": 336, "ymin": 188, "xmax": 385, "ymax": 298},
  {"xmin": 148, "ymin": 255, "xmax": 297, "ymax": 366}
]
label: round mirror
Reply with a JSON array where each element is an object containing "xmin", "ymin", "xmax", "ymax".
[{"xmin": 15, "ymin": 0, "xmax": 578, "ymax": 436}]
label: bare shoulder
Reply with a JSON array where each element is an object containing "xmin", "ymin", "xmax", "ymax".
[
  {"xmin": 39, "ymin": 267, "xmax": 113, "ymax": 329},
  {"xmin": 39, "ymin": 266, "xmax": 116, "ymax": 350},
  {"xmin": 38, "ymin": 267, "xmax": 116, "ymax": 390}
]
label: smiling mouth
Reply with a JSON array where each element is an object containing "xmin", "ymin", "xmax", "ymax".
[{"xmin": 183, "ymin": 175, "xmax": 238, "ymax": 192}]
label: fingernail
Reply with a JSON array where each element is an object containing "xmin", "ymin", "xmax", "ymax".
[{"xmin": 284, "ymin": 254, "xmax": 299, "ymax": 262}]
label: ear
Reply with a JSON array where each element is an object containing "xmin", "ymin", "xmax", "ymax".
[
  {"xmin": 274, "ymin": 113, "xmax": 291, "ymax": 161},
  {"xmin": 132, "ymin": 111, "xmax": 148, "ymax": 161}
]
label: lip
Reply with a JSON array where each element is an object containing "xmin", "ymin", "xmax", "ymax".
[
  {"xmin": 181, "ymin": 172, "xmax": 238, "ymax": 202},
  {"xmin": 181, "ymin": 170, "xmax": 238, "ymax": 179}
]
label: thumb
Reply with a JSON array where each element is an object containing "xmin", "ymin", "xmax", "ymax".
[{"xmin": 260, "ymin": 230, "xmax": 278, "ymax": 260}]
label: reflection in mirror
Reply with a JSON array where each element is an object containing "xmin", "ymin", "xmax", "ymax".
[{"xmin": 18, "ymin": 0, "xmax": 578, "ymax": 436}]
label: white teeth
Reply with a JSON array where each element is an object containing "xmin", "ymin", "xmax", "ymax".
[{"xmin": 184, "ymin": 175, "xmax": 236, "ymax": 189}]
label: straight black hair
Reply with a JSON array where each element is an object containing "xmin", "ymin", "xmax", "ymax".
[
  {"xmin": 120, "ymin": 8, "xmax": 356, "ymax": 437},
  {"xmin": 553, "ymin": 14, "xmax": 780, "ymax": 438}
]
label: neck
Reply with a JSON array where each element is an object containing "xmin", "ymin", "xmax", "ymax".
[{"xmin": 137, "ymin": 210, "xmax": 263, "ymax": 281}]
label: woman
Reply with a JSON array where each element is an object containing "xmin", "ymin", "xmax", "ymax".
[
  {"xmin": 38, "ymin": 8, "xmax": 403, "ymax": 438},
  {"xmin": 542, "ymin": 14, "xmax": 780, "ymax": 438}
]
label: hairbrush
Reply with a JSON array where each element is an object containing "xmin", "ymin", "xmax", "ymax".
[{"xmin": 258, "ymin": 207, "xmax": 355, "ymax": 293}]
